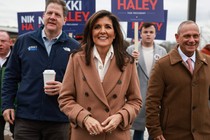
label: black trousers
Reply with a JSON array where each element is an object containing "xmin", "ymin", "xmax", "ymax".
[
  {"xmin": 14, "ymin": 118, "xmax": 69, "ymax": 140},
  {"xmin": 0, "ymin": 116, "xmax": 14, "ymax": 140}
]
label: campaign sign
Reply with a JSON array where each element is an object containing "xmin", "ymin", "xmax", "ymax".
[
  {"xmin": 112, "ymin": 0, "xmax": 164, "ymax": 22},
  {"xmin": 65, "ymin": 0, "xmax": 95, "ymax": 23},
  {"xmin": 127, "ymin": 10, "xmax": 168, "ymax": 40},
  {"xmin": 17, "ymin": 12, "xmax": 43, "ymax": 35},
  {"xmin": 18, "ymin": 12, "xmax": 85, "ymax": 37},
  {"xmin": 63, "ymin": 23, "xmax": 85, "ymax": 38},
  {"xmin": 18, "ymin": 0, "xmax": 95, "ymax": 37}
]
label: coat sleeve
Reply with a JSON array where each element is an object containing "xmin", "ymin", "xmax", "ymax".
[
  {"xmin": 146, "ymin": 61, "xmax": 165, "ymax": 138},
  {"xmin": 58, "ymin": 55, "xmax": 91, "ymax": 128},
  {"xmin": 117, "ymin": 62, "xmax": 142, "ymax": 130}
]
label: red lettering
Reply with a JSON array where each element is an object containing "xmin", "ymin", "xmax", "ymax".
[
  {"xmin": 131, "ymin": 22, "xmax": 144, "ymax": 29},
  {"xmin": 82, "ymin": 12, "xmax": 89, "ymax": 21},
  {"xmin": 131, "ymin": 22, "xmax": 163, "ymax": 31},
  {"xmin": 118, "ymin": 0, "xmax": 126, "ymax": 10},
  {"xmin": 127, "ymin": 0, "xmax": 135, "ymax": 10},
  {"xmin": 67, "ymin": 11, "xmax": 90, "ymax": 22},
  {"xmin": 21, "ymin": 24, "xmax": 34, "ymax": 30},
  {"xmin": 138, "ymin": 22, "xmax": 144, "ymax": 30},
  {"xmin": 141, "ymin": 0, "xmax": 149, "ymax": 10},
  {"xmin": 150, "ymin": 0, "xmax": 158, "ymax": 10},
  {"xmin": 117, "ymin": 0, "xmax": 158, "ymax": 10},
  {"xmin": 155, "ymin": 23, "xmax": 163, "ymax": 31}
]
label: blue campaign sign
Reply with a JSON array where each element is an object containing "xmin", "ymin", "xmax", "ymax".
[
  {"xmin": 17, "ymin": 0, "xmax": 95, "ymax": 36},
  {"xmin": 65, "ymin": 0, "xmax": 95, "ymax": 23},
  {"xmin": 17, "ymin": 12, "xmax": 43, "ymax": 35},
  {"xmin": 112, "ymin": 0, "xmax": 164, "ymax": 22},
  {"xmin": 127, "ymin": 10, "xmax": 168, "ymax": 40},
  {"xmin": 63, "ymin": 23, "xmax": 85, "ymax": 38}
]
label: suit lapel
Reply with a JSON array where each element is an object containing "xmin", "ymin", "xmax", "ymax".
[{"xmin": 78, "ymin": 54, "xmax": 109, "ymax": 107}]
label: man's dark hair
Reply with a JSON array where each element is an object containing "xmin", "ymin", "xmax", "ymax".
[{"xmin": 140, "ymin": 22, "xmax": 156, "ymax": 31}]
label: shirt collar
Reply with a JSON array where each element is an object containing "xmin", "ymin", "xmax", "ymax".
[
  {"xmin": 6, "ymin": 50, "xmax": 11, "ymax": 58},
  {"xmin": 178, "ymin": 46, "xmax": 196, "ymax": 62},
  {"xmin": 0, "ymin": 49, "xmax": 11, "ymax": 60},
  {"xmin": 93, "ymin": 45, "xmax": 114, "ymax": 60},
  {"xmin": 42, "ymin": 29, "xmax": 62, "ymax": 41}
]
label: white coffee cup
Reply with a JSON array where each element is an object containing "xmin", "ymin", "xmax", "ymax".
[{"xmin": 43, "ymin": 70, "xmax": 56, "ymax": 86}]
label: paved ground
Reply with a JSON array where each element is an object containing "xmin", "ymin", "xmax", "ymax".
[{"xmin": 130, "ymin": 129, "xmax": 149, "ymax": 140}]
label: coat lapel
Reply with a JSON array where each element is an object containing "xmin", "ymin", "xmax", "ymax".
[
  {"xmin": 170, "ymin": 47, "xmax": 184, "ymax": 65},
  {"xmin": 154, "ymin": 45, "xmax": 162, "ymax": 63},
  {"xmin": 102, "ymin": 56, "xmax": 122, "ymax": 96},
  {"xmin": 78, "ymin": 54, "xmax": 109, "ymax": 107},
  {"xmin": 194, "ymin": 50, "xmax": 208, "ymax": 74},
  {"xmin": 170, "ymin": 47, "xmax": 208, "ymax": 76}
]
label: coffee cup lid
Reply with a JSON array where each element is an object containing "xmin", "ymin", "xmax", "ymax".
[{"xmin": 43, "ymin": 70, "xmax": 56, "ymax": 74}]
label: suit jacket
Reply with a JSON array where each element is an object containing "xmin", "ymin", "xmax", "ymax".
[
  {"xmin": 58, "ymin": 50, "xmax": 142, "ymax": 140},
  {"xmin": 126, "ymin": 42, "xmax": 167, "ymax": 130},
  {"xmin": 146, "ymin": 47, "xmax": 210, "ymax": 140}
]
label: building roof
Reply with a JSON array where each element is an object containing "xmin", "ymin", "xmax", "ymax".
[{"xmin": 0, "ymin": 26, "xmax": 18, "ymax": 33}]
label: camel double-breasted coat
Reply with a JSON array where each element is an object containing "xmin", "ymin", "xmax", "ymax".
[
  {"xmin": 58, "ymin": 51, "xmax": 142, "ymax": 140},
  {"xmin": 146, "ymin": 47, "xmax": 210, "ymax": 140}
]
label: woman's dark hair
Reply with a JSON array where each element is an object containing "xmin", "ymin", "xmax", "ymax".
[{"xmin": 74, "ymin": 10, "xmax": 134, "ymax": 72}]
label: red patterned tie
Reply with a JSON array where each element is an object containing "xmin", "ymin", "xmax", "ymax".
[{"xmin": 186, "ymin": 58, "xmax": 193, "ymax": 74}]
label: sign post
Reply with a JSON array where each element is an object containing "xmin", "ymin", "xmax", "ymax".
[{"xmin": 134, "ymin": 22, "xmax": 138, "ymax": 51}]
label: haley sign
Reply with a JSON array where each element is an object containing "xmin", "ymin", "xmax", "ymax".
[
  {"xmin": 112, "ymin": 0, "xmax": 164, "ymax": 22},
  {"xmin": 127, "ymin": 10, "xmax": 168, "ymax": 40},
  {"xmin": 18, "ymin": 0, "xmax": 95, "ymax": 37}
]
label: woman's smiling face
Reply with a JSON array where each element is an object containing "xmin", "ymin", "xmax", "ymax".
[{"xmin": 92, "ymin": 16, "xmax": 116, "ymax": 48}]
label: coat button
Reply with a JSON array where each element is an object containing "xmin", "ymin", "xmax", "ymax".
[
  {"xmin": 117, "ymin": 80, "xmax": 122, "ymax": 84},
  {"xmin": 85, "ymin": 92, "xmax": 89, "ymax": 97},
  {"xmin": 112, "ymin": 94, "xmax": 117, "ymax": 99},
  {"xmin": 105, "ymin": 108, "xmax": 109, "ymax": 112},
  {"xmin": 192, "ymin": 106, "xmax": 196, "ymax": 110},
  {"xmin": 82, "ymin": 76, "xmax": 86, "ymax": 81},
  {"xmin": 87, "ymin": 107, "xmax": 91, "ymax": 111}
]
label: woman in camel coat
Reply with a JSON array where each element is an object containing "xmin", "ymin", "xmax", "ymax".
[{"xmin": 58, "ymin": 10, "xmax": 142, "ymax": 140}]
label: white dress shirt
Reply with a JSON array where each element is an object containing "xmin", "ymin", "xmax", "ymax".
[
  {"xmin": 178, "ymin": 46, "xmax": 196, "ymax": 69},
  {"xmin": 93, "ymin": 45, "xmax": 114, "ymax": 82}
]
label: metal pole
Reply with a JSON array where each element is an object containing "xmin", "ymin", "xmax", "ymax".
[{"xmin": 188, "ymin": 0, "xmax": 197, "ymax": 21}]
